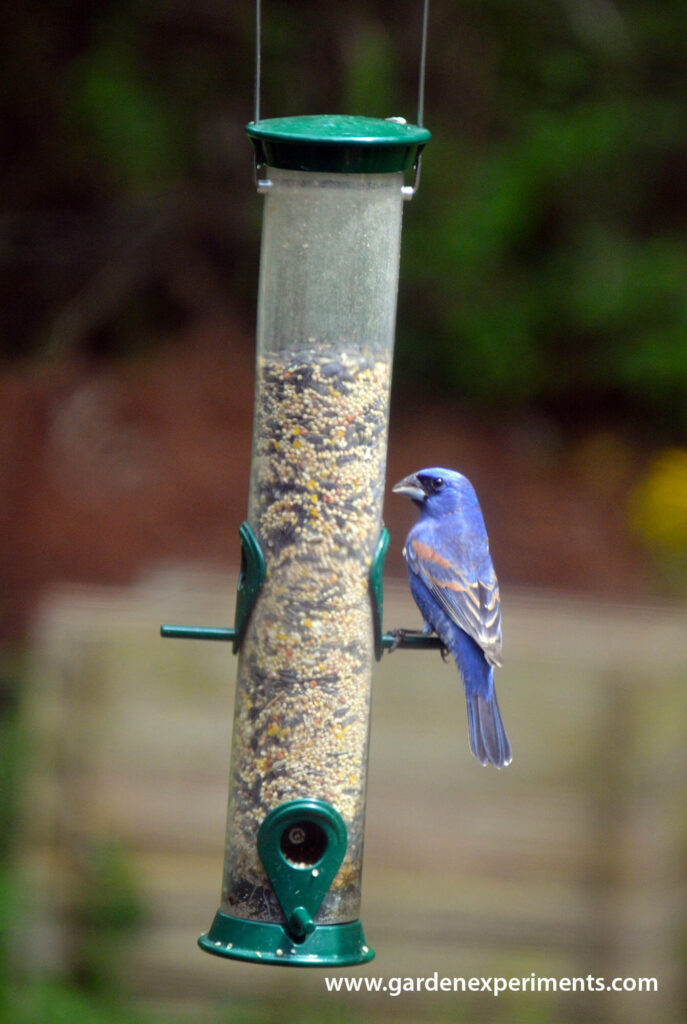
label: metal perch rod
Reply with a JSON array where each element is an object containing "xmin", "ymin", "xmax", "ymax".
[{"xmin": 160, "ymin": 624, "xmax": 445, "ymax": 650}]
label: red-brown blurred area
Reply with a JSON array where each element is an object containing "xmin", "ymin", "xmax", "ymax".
[{"xmin": 0, "ymin": 316, "xmax": 653, "ymax": 641}]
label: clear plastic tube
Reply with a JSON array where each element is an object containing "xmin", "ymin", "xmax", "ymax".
[{"xmin": 221, "ymin": 167, "xmax": 404, "ymax": 924}]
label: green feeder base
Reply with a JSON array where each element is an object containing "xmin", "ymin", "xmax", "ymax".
[{"xmin": 199, "ymin": 909, "xmax": 375, "ymax": 967}]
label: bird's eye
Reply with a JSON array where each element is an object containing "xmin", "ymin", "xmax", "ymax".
[{"xmin": 431, "ymin": 477, "xmax": 445, "ymax": 492}]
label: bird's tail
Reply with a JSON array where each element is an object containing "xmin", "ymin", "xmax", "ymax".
[{"xmin": 466, "ymin": 687, "xmax": 512, "ymax": 768}]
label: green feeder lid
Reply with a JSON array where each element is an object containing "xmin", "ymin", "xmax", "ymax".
[{"xmin": 247, "ymin": 114, "xmax": 430, "ymax": 174}]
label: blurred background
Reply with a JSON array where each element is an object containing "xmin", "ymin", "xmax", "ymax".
[{"xmin": 1, "ymin": 1, "xmax": 686, "ymax": 1022}]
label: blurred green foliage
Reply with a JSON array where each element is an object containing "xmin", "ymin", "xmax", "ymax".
[
  {"xmin": 397, "ymin": 1, "xmax": 687, "ymax": 437},
  {"xmin": 0, "ymin": 655, "xmax": 146, "ymax": 1020},
  {"xmin": 2, "ymin": 0, "xmax": 687, "ymax": 438}
]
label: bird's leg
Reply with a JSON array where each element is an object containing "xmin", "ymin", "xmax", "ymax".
[
  {"xmin": 417, "ymin": 617, "xmax": 449, "ymax": 659},
  {"xmin": 386, "ymin": 628, "xmax": 427, "ymax": 653}
]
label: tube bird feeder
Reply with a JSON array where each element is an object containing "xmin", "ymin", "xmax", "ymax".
[{"xmin": 162, "ymin": 17, "xmax": 430, "ymax": 970}]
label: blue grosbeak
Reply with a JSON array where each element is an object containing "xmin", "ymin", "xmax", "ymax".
[{"xmin": 393, "ymin": 467, "xmax": 512, "ymax": 768}]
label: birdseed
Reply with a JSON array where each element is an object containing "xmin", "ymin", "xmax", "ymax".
[{"xmin": 221, "ymin": 343, "xmax": 391, "ymax": 924}]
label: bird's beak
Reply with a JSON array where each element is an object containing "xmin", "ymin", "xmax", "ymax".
[{"xmin": 392, "ymin": 473, "xmax": 425, "ymax": 502}]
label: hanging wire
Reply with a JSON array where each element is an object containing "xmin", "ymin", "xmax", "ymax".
[
  {"xmin": 407, "ymin": 0, "xmax": 430, "ymax": 198},
  {"xmin": 254, "ymin": 0, "xmax": 262, "ymax": 124},
  {"xmin": 417, "ymin": 0, "xmax": 430, "ymax": 129},
  {"xmin": 252, "ymin": 0, "xmax": 429, "ymax": 129}
]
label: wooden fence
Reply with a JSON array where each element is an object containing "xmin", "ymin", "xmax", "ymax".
[{"xmin": 18, "ymin": 569, "xmax": 687, "ymax": 1022}]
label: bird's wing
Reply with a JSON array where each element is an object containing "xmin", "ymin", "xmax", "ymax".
[{"xmin": 406, "ymin": 532, "xmax": 503, "ymax": 666}]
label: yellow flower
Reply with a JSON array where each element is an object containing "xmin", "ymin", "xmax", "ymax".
[{"xmin": 630, "ymin": 449, "xmax": 687, "ymax": 553}]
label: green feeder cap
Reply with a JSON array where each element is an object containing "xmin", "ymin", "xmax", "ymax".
[{"xmin": 247, "ymin": 114, "xmax": 430, "ymax": 174}]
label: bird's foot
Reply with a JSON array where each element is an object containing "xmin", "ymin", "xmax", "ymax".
[
  {"xmin": 440, "ymin": 644, "xmax": 450, "ymax": 662},
  {"xmin": 386, "ymin": 628, "xmax": 428, "ymax": 653},
  {"xmin": 386, "ymin": 629, "xmax": 408, "ymax": 653}
]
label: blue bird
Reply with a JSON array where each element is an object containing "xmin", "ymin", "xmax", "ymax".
[{"xmin": 392, "ymin": 467, "xmax": 512, "ymax": 768}]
